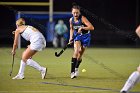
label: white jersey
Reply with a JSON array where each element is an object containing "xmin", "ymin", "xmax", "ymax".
[
  {"xmin": 21, "ymin": 26, "xmax": 44, "ymax": 42},
  {"xmin": 21, "ymin": 26, "xmax": 46, "ymax": 51}
]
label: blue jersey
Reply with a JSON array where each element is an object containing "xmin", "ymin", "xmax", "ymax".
[{"xmin": 71, "ymin": 15, "xmax": 91, "ymax": 47}]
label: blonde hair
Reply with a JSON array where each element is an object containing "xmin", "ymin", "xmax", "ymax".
[{"xmin": 16, "ymin": 18, "xmax": 25, "ymax": 26}]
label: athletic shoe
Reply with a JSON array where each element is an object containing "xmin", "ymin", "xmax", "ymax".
[
  {"xmin": 120, "ymin": 90, "xmax": 128, "ymax": 93},
  {"xmin": 41, "ymin": 67, "xmax": 47, "ymax": 79},
  {"xmin": 75, "ymin": 68, "xmax": 79, "ymax": 77},
  {"xmin": 71, "ymin": 72, "xmax": 76, "ymax": 79},
  {"xmin": 12, "ymin": 74, "xmax": 24, "ymax": 79}
]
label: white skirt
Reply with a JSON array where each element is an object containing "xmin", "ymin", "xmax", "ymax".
[{"xmin": 30, "ymin": 38, "xmax": 46, "ymax": 51}]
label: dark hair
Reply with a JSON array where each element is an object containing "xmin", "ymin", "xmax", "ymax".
[{"xmin": 72, "ymin": 5, "xmax": 80, "ymax": 10}]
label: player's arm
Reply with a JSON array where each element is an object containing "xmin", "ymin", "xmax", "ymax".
[
  {"xmin": 69, "ymin": 18, "xmax": 74, "ymax": 43},
  {"xmin": 12, "ymin": 29, "xmax": 20, "ymax": 55},
  {"xmin": 136, "ymin": 25, "xmax": 140, "ymax": 38},
  {"xmin": 82, "ymin": 16, "xmax": 94, "ymax": 31}
]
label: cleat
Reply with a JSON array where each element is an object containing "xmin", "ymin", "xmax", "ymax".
[
  {"xmin": 75, "ymin": 68, "xmax": 79, "ymax": 77},
  {"xmin": 12, "ymin": 74, "xmax": 24, "ymax": 79},
  {"xmin": 41, "ymin": 68, "xmax": 47, "ymax": 79},
  {"xmin": 120, "ymin": 90, "xmax": 128, "ymax": 93},
  {"xmin": 71, "ymin": 72, "xmax": 76, "ymax": 79}
]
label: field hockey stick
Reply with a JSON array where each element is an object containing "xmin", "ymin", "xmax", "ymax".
[
  {"xmin": 55, "ymin": 34, "xmax": 79, "ymax": 57},
  {"xmin": 9, "ymin": 31, "xmax": 15, "ymax": 76},
  {"xmin": 9, "ymin": 54, "xmax": 15, "ymax": 76}
]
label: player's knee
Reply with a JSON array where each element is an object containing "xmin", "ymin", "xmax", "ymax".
[
  {"xmin": 22, "ymin": 58, "xmax": 28, "ymax": 62},
  {"xmin": 78, "ymin": 49, "xmax": 82, "ymax": 54},
  {"xmin": 73, "ymin": 52, "xmax": 78, "ymax": 57},
  {"xmin": 22, "ymin": 55, "xmax": 28, "ymax": 62},
  {"xmin": 77, "ymin": 58, "xmax": 82, "ymax": 62},
  {"xmin": 74, "ymin": 49, "xmax": 79, "ymax": 56}
]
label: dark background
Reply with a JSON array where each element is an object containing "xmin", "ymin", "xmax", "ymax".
[{"xmin": 0, "ymin": 0, "xmax": 140, "ymax": 47}]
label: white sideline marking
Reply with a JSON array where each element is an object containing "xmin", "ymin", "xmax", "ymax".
[{"xmin": 16, "ymin": 90, "xmax": 108, "ymax": 92}]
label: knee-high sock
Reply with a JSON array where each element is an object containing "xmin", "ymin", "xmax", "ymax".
[
  {"xmin": 26, "ymin": 59, "xmax": 44, "ymax": 72},
  {"xmin": 71, "ymin": 58, "xmax": 77, "ymax": 73},
  {"xmin": 75, "ymin": 59, "xmax": 82, "ymax": 69},
  {"xmin": 18, "ymin": 60, "xmax": 26, "ymax": 76},
  {"xmin": 121, "ymin": 71, "xmax": 140, "ymax": 91}
]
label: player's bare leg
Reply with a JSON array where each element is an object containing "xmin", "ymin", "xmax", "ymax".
[
  {"xmin": 71, "ymin": 41, "xmax": 81, "ymax": 79},
  {"xmin": 75, "ymin": 46, "xmax": 85, "ymax": 77},
  {"xmin": 12, "ymin": 46, "xmax": 47, "ymax": 79}
]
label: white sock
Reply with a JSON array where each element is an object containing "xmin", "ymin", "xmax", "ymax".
[
  {"xmin": 121, "ymin": 71, "xmax": 140, "ymax": 91},
  {"xmin": 26, "ymin": 59, "xmax": 44, "ymax": 72},
  {"xmin": 18, "ymin": 60, "xmax": 26, "ymax": 76}
]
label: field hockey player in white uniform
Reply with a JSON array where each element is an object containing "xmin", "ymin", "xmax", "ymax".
[
  {"xmin": 120, "ymin": 65, "xmax": 140, "ymax": 93},
  {"xmin": 11, "ymin": 18, "xmax": 47, "ymax": 79},
  {"xmin": 120, "ymin": 25, "xmax": 140, "ymax": 93}
]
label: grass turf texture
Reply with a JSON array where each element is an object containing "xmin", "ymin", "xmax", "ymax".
[{"xmin": 0, "ymin": 48, "xmax": 140, "ymax": 93}]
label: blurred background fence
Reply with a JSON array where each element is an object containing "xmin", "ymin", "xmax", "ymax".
[{"xmin": 0, "ymin": 0, "xmax": 140, "ymax": 48}]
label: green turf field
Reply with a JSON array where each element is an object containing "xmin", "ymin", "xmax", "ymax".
[{"xmin": 0, "ymin": 48, "xmax": 140, "ymax": 93}]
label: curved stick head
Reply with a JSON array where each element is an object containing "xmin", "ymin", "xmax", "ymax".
[{"xmin": 55, "ymin": 52, "xmax": 60, "ymax": 57}]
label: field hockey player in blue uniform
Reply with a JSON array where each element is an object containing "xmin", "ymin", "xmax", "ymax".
[{"xmin": 69, "ymin": 5, "xmax": 94, "ymax": 79}]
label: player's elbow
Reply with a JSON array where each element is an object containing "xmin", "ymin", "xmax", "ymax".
[
  {"xmin": 136, "ymin": 29, "xmax": 140, "ymax": 38},
  {"xmin": 136, "ymin": 26, "xmax": 140, "ymax": 34},
  {"xmin": 136, "ymin": 29, "xmax": 139, "ymax": 34},
  {"xmin": 90, "ymin": 26, "xmax": 94, "ymax": 31}
]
